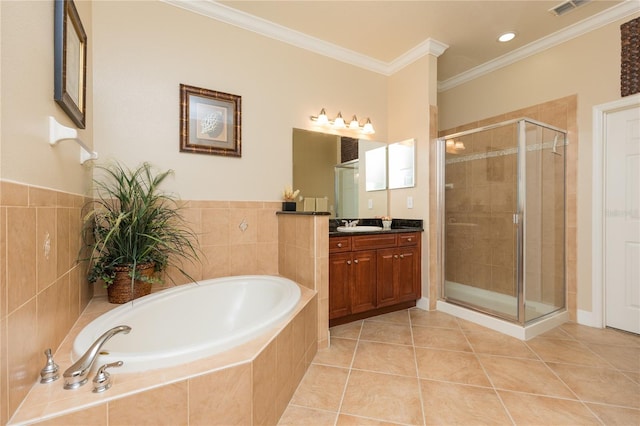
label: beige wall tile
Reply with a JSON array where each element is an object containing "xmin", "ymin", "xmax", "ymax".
[
  {"xmin": 1, "ymin": 181, "xmax": 28, "ymax": 206},
  {"xmin": 56, "ymin": 208, "xmax": 70, "ymax": 278},
  {"xmin": 29, "ymin": 187, "xmax": 57, "ymax": 207},
  {"xmin": 189, "ymin": 363, "xmax": 252, "ymax": 426},
  {"xmin": 7, "ymin": 207, "xmax": 36, "ymax": 312},
  {"xmin": 37, "ymin": 274, "xmax": 70, "ymax": 354},
  {"xmin": 34, "ymin": 404, "xmax": 108, "ymax": 426},
  {"xmin": 253, "ymin": 339, "xmax": 277, "ymax": 425},
  {"xmin": 108, "ymin": 381, "xmax": 188, "ymax": 425},
  {"xmin": 37, "ymin": 207, "xmax": 57, "ymax": 292},
  {"xmin": 7, "ymin": 299, "xmax": 39, "ymax": 416}
]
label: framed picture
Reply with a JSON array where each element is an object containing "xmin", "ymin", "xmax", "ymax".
[
  {"xmin": 53, "ymin": 0, "xmax": 87, "ymax": 129},
  {"xmin": 180, "ymin": 84, "xmax": 242, "ymax": 157}
]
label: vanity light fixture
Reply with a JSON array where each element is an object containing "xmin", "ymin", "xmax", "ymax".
[
  {"xmin": 498, "ymin": 31, "xmax": 517, "ymax": 42},
  {"xmin": 349, "ymin": 115, "xmax": 360, "ymax": 130},
  {"xmin": 310, "ymin": 109, "xmax": 375, "ymax": 134}
]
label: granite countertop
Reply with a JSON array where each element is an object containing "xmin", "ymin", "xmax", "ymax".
[{"xmin": 329, "ymin": 218, "xmax": 423, "ymax": 236}]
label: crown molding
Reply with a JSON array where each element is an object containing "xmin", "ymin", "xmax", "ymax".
[
  {"xmin": 162, "ymin": 0, "xmax": 447, "ymax": 75},
  {"xmin": 438, "ymin": 0, "xmax": 640, "ymax": 92},
  {"xmin": 163, "ymin": 0, "xmax": 638, "ymax": 83}
]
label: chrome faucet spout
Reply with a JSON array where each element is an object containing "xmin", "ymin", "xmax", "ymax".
[{"xmin": 63, "ymin": 325, "xmax": 131, "ymax": 390}]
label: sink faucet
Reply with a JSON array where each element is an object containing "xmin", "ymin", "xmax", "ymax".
[
  {"xmin": 341, "ymin": 220, "xmax": 359, "ymax": 228},
  {"xmin": 63, "ymin": 325, "xmax": 131, "ymax": 390}
]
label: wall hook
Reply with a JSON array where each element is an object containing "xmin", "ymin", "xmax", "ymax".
[{"xmin": 49, "ymin": 116, "xmax": 98, "ymax": 164}]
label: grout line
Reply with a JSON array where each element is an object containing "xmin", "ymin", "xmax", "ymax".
[
  {"xmin": 459, "ymin": 318, "xmax": 517, "ymax": 425},
  {"xmin": 409, "ymin": 309, "xmax": 428, "ymax": 426},
  {"xmin": 332, "ymin": 320, "xmax": 363, "ymax": 426}
]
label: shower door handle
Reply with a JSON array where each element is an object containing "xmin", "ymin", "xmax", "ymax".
[{"xmin": 513, "ymin": 213, "xmax": 520, "ymax": 224}]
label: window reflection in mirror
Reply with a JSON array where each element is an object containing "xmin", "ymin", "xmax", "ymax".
[
  {"xmin": 292, "ymin": 128, "xmax": 388, "ymax": 218},
  {"xmin": 388, "ymin": 138, "xmax": 415, "ymax": 189},
  {"xmin": 365, "ymin": 146, "xmax": 387, "ymax": 191}
]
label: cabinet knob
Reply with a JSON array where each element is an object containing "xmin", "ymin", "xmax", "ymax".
[
  {"xmin": 337, "ymin": 243, "xmax": 343, "ymax": 248},
  {"xmin": 394, "ymin": 255, "xmax": 399, "ymax": 259},
  {"xmin": 400, "ymin": 254, "xmax": 404, "ymax": 258},
  {"xmin": 347, "ymin": 260, "xmax": 351, "ymax": 265},
  {"xmin": 354, "ymin": 259, "xmax": 359, "ymax": 264},
  {"xmin": 407, "ymin": 238, "xmax": 412, "ymax": 242}
]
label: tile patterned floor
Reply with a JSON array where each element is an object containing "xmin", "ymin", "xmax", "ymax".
[{"xmin": 278, "ymin": 308, "xmax": 640, "ymax": 425}]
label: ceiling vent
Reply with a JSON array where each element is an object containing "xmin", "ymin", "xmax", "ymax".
[{"xmin": 549, "ymin": 0, "xmax": 591, "ymax": 16}]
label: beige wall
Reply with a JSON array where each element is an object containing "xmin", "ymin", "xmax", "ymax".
[
  {"xmin": 438, "ymin": 13, "xmax": 640, "ymax": 314},
  {"xmin": 91, "ymin": 1, "xmax": 389, "ymax": 201},
  {"xmin": 1, "ymin": 0, "xmax": 93, "ymax": 195},
  {"xmin": 387, "ymin": 54, "xmax": 438, "ymax": 303}
]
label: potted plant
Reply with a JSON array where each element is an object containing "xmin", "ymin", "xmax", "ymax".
[
  {"xmin": 81, "ymin": 162, "xmax": 200, "ymax": 303},
  {"xmin": 282, "ymin": 185, "xmax": 299, "ymax": 211}
]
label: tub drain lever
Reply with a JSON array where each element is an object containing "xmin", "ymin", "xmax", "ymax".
[
  {"xmin": 92, "ymin": 361, "xmax": 123, "ymax": 393},
  {"xmin": 40, "ymin": 348, "xmax": 60, "ymax": 383}
]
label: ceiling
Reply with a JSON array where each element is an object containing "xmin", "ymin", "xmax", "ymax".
[{"xmin": 216, "ymin": 0, "xmax": 627, "ymax": 82}]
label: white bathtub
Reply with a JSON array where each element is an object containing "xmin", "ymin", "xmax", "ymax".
[{"xmin": 73, "ymin": 275, "xmax": 301, "ymax": 373}]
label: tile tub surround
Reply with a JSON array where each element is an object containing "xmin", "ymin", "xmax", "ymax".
[
  {"xmin": 9, "ymin": 284, "xmax": 318, "ymax": 425},
  {"xmin": 279, "ymin": 308, "xmax": 640, "ymax": 425},
  {"xmin": 0, "ymin": 181, "xmax": 93, "ymax": 425}
]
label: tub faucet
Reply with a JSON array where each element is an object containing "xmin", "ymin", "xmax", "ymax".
[{"xmin": 63, "ymin": 325, "xmax": 131, "ymax": 390}]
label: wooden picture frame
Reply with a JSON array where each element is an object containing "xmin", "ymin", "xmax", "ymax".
[
  {"xmin": 54, "ymin": 0, "xmax": 87, "ymax": 129},
  {"xmin": 180, "ymin": 84, "xmax": 242, "ymax": 157}
]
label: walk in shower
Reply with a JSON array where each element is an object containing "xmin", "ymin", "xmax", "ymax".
[{"xmin": 438, "ymin": 118, "xmax": 567, "ymax": 330}]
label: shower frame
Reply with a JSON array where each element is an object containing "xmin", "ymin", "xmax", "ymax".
[{"xmin": 437, "ymin": 117, "xmax": 568, "ymax": 326}]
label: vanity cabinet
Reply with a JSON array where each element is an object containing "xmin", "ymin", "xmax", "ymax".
[{"xmin": 329, "ymin": 232, "xmax": 421, "ymax": 325}]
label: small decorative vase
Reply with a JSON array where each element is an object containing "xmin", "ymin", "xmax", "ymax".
[
  {"xmin": 107, "ymin": 262, "xmax": 155, "ymax": 304},
  {"xmin": 382, "ymin": 220, "xmax": 392, "ymax": 230},
  {"xmin": 282, "ymin": 201, "xmax": 296, "ymax": 211}
]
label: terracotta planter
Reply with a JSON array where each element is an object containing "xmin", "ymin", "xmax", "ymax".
[{"xmin": 107, "ymin": 262, "xmax": 155, "ymax": 304}]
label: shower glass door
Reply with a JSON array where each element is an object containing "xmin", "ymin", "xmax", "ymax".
[
  {"xmin": 442, "ymin": 122, "xmax": 520, "ymax": 321},
  {"xmin": 522, "ymin": 121, "xmax": 566, "ymax": 322}
]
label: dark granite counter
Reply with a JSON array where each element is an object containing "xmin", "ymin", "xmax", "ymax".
[{"xmin": 329, "ymin": 218, "xmax": 423, "ymax": 237}]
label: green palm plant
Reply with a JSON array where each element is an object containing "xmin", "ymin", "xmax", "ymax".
[{"xmin": 81, "ymin": 162, "xmax": 200, "ymax": 294}]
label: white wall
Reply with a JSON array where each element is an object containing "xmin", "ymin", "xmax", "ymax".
[{"xmin": 92, "ymin": 1, "xmax": 389, "ymax": 201}]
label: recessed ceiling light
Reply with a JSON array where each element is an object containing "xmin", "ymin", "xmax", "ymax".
[{"xmin": 498, "ymin": 32, "xmax": 517, "ymax": 42}]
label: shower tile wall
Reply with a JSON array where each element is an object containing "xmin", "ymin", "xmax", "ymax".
[
  {"xmin": 444, "ymin": 125, "xmax": 518, "ymax": 297},
  {"xmin": 439, "ymin": 95, "xmax": 578, "ymax": 320}
]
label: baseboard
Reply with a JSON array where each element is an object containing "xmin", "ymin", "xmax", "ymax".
[
  {"xmin": 415, "ymin": 297, "xmax": 430, "ymax": 311},
  {"xmin": 577, "ymin": 309, "xmax": 602, "ymax": 328}
]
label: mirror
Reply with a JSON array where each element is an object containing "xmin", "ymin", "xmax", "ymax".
[
  {"xmin": 388, "ymin": 138, "xmax": 415, "ymax": 189},
  {"xmin": 293, "ymin": 129, "xmax": 388, "ymax": 218}
]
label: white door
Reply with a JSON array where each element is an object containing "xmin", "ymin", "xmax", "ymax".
[{"xmin": 605, "ymin": 105, "xmax": 640, "ymax": 334}]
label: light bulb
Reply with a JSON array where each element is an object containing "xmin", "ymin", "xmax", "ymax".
[
  {"xmin": 455, "ymin": 141, "xmax": 466, "ymax": 150},
  {"xmin": 316, "ymin": 108, "xmax": 329, "ymax": 126},
  {"xmin": 349, "ymin": 115, "xmax": 360, "ymax": 130},
  {"xmin": 362, "ymin": 118, "xmax": 375, "ymax": 134},
  {"xmin": 334, "ymin": 112, "xmax": 346, "ymax": 129}
]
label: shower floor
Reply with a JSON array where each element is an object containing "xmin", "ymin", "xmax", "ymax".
[{"xmin": 444, "ymin": 281, "xmax": 560, "ymax": 322}]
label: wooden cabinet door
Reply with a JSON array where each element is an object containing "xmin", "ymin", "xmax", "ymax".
[
  {"xmin": 329, "ymin": 252, "xmax": 352, "ymax": 319},
  {"xmin": 351, "ymin": 250, "xmax": 377, "ymax": 314},
  {"xmin": 376, "ymin": 248, "xmax": 397, "ymax": 307},
  {"xmin": 397, "ymin": 247, "xmax": 420, "ymax": 302}
]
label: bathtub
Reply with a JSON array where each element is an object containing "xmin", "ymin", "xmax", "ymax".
[{"xmin": 73, "ymin": 275, "xmax": 302, "ymax": 373}]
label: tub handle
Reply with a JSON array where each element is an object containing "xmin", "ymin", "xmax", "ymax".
[{"xmin": 92, "ymin": 361, "xmax": 123, "ymax": 393}]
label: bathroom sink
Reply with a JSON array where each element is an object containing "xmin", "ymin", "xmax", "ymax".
[{"xmin": 336, "ymin": 226, "xmax": 383, "ymax": 232}]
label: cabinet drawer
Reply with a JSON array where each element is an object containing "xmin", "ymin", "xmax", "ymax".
[
  {"xmin": 398, "ymin": 232, "xmax": 420, "ymax": 246},
  {"xmin": 329, "ymin": 236, "xmax": 351, "ymax": 253},
  {"xmin": 352, "ymin": 234, "xmax": 397, "ymax": 250}
]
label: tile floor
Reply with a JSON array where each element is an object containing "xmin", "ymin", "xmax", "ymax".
[{"xmin": 278, "ymin": 308, "xmax": 640, "ymax": 425}]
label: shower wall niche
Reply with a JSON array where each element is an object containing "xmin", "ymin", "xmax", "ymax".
[{"xmin": 440, "ymin": 118, "xmax": 566, "ymax": 325}]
